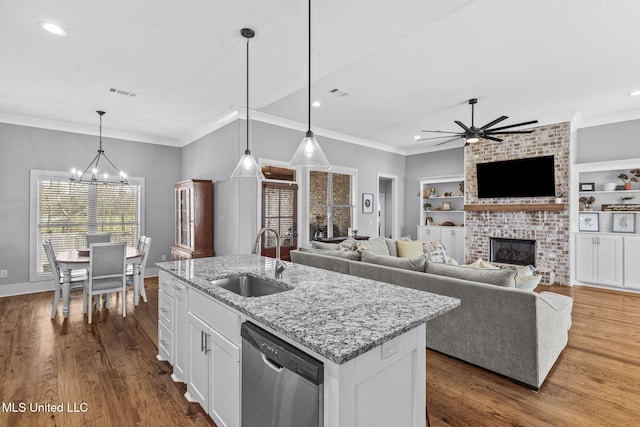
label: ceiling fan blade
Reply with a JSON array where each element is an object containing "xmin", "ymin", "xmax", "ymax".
[
  {"xmin": 417, "ymin": 134, "xmax": 463, "ymax": 141},
  {"xmin": 435, "ymin": 136, "xmax": 463, "ymax": 146},
  {"xmin": 486, "ymin": 130, "xmax": 534, "ymax": 135},
  {"xmin": 480, "ymin": 116, "xmax": 508, "ymax": 130},
  {"xmin": 420, "ymin": 130, "xmax": 461, "ymax": 134},
  {"xmin": 483, "ymin": 135, "xmax": 503, "ymax": 142},
  {"xmin": 454, "ymin": 120, "xmax": 471, "ymax": 133},
  {"xmin": 488, "ymin": 120, "xmax": 538, "ymax": 132}
]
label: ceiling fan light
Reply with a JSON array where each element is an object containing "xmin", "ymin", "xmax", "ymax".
[
  {"xmin": 466, "ymin": 136, "xmax": 480, "ymax": 143},
  {"xmin": 40, "ymin": 22, "xmax": 67, "ymax": 36}
]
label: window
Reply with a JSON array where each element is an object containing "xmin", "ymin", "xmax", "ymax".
[
  {"xmin": 30, "ymin": 170, "xmax": 144, "ymax": 281},
  {"xmin": 309, "ymin": 171, "xmax": 354, "ymax": 240}
]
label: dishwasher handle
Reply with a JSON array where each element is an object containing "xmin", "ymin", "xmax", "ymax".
[{"xmin": 261, "ymin": 353, "xmax": 284, "ymax": 372}]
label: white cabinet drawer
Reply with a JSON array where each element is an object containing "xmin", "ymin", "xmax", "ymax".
[
  {"xmin": 158, "ymin": 321, "xmax": 173, "ymax": 363},
  {"xmin": 189, "ymin": 289, "xmax": 240, "ymax": 345},
  {"xmin": 158, "ymin": 291, "xmax": 174, "ymax": 329},
  {"xmin": 159, "ymin": 271, "xmax": 175, "ymax": 297}
]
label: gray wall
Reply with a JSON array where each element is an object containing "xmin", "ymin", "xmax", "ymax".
[
  {"xmin": 577, "ymin": 119, "xmax": 640, "ymax": 163},
  {"xmin": 181, "ymin": 119, "xmax": 406, "ymax": 252},
  {"xmin": 403, "ymin": 148, "xmax": 464, "ymax": 238},
  {"xmin": 0, "ymin": 123, "xmax": 180, "ymax": 286}
]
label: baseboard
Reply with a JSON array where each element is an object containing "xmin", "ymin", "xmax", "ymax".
[{"xmin": 0, "ymin": 268, "xmax": 160, "ymax": 298}]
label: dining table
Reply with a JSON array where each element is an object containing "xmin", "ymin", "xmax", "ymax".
[{"xmin": 55, "ymin": 247, "xmax": 144, "ymax": 318}]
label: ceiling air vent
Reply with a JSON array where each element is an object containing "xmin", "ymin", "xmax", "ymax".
[
  {"xmin": 109, "ymin": 87, "xmax": 137, "ymax": 98},
  {"xmin": 328, "ymin": 88, "xmax": 349, "ymax": 97}
]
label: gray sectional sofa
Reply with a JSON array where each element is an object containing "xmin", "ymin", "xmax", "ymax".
[{"xmin": 290, "ymin": 247, "xmax": 573, "ymax": 389}]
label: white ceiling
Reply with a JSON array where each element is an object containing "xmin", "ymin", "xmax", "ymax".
[{"xmin": 2, "ymin": 0, "xmax": 640, "ymax": 154}]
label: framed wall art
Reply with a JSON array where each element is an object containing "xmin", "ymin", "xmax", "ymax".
[
  {"xmin": 578, "ymin": 212, "xmax": 599, "ymax": 232},
  {"xmin": 579, "ymin": 182, "xmax": 595, "ymax": 191},
  {"xmin": 362, "ymin": 193, "xmax": 373, "ymax": 213},
  {"xmin": 612, "ymin": 213, "xmax": 636, "ymax": 233}
]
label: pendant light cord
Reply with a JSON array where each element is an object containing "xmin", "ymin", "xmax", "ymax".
[
  {"xmin": 307, "ymin": 0, "xmax": 312, "ymax": 134},
  {"xmin": 246, "ymin": 35, "xmax": 250, "ymax": 154}
]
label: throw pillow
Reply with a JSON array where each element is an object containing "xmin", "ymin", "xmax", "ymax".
[
  {"xmin": 359, "ymin": 236, "xmax": 390, "ymax": 256},
  {"xmin": 396, "ymin": 240, "xmax": 425, "ymax": 258},
  {"xmin": 515, "ymin": 273, "xmax": 542, "ymax": 291},
  {"xmin": 336, "ymin": 237, "xmax": 358, "ymax": 251},
  {"xmin": 385, "ymin": 238, "xmax": 399, "ymax": 257},
  {"xmin": 425, "ymin": 260, "xmax": 517, "ymax": 287},
  {"xmin": 467, "ymin": 257, "xmax": 498, "ymax": 269},
  {"xmin": 422, "ymin": 241, "xmax": 451, "ymax": 264},
  {"xmin": 360, "ymin": 251, "xmax": 427, "ymax": 271},
  {"xmin": 399, "ymin": 235, "xmax": 412, "ymax": 241}
]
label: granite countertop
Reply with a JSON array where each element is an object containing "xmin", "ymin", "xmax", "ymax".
[{"xmin": 157, "ymin": 254, "xmax": 459, "ymax": 364}]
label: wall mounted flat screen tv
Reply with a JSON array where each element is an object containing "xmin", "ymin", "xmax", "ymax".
[{"xmin": 476, "ymin": 155, "xmax": 555, "ymax": 198}]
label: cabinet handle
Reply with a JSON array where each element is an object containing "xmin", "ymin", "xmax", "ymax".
[
  {"xmin": 160, "ymin": 338, "xmax": 169, "ymax": 346},
  {"xmin": 200, "ymin": 330, "xmax": 204, "ymax": 352},
  {"xmin": 204, "ymin": 333, "xmax": 211, "ymax": 355},
  {"xmin": 173, "ymin": 284, "xmax": 184, "ymax": 292},
  {"xmin": 160, "ymin": 306, "xmax": 168, "ymax": 313}
]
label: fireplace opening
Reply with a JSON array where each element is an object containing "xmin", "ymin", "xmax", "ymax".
[{"xmin": 489, "ymin": 238, "xmax": 536, "ymax": 267}]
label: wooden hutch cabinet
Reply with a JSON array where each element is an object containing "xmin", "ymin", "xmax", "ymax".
[{"xmin": 171, "ymin": 179, "xmax": 214, "ymax": 260}]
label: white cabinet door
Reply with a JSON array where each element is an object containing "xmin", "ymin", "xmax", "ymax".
[
  {"xmin": 575, "ymin": 234, "xmax": 598, "ymax": 283},
  {"xmin": 597, "ymin": 235, "xmax": 623, "ymax": 287},
  {"xmin": 417, "ymin": 226, "xmax": 441, "ymax": 242},
  {"xmin": 187, "ymin": 312, "xmax": 210, "ymax": 412},
  {"xmin": 624, "ymin": 236, "xmax": 640, "ymax": 289},
  {"xmin": 441, "ymin": 228, "xmax": 464, "ymax": 264},
  {"xmin": 209, "ymin": 328, "xmax": 240, "ymax": 427},
  {"xmin": 171, "ymin": 281, "xmax": 188, "ymax": 383}
]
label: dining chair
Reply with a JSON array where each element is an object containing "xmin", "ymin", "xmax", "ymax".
[
  {"xmin": 83, "ymin": 242, "xmax": 127, "ymax": 324},
  {"xmin": 43, "ymin": 240, "xmax": 85, "ymax": 319},
  {"xmin": 136, "ymin": 235, "xmax": 146, "ymax": 251},
  {"xmin": 86, "ymin": 233, "xmax": 111, "ymax": 246},
  {"xmin": 127, "ymin": 236, "xmax": 152, "ymax": 303}
]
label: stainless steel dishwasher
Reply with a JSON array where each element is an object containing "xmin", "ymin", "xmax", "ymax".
[{"xmin": 241, "ymin": 322, "xmax": 324, "ymax": 427}]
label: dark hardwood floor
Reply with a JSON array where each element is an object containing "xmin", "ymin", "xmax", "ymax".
[{"xmin": 1, "ymin": 279, "xmax": 639, "ymax": 426}]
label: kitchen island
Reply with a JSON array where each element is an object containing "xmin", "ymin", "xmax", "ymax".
[{"xmin": 157, "ymin": 255, "xmax": 459, "ymax": 427}]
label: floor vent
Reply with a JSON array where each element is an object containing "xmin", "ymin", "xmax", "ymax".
[{"xmin": 109, "ymin": 87, "xmax": 137, "ymax": 98}]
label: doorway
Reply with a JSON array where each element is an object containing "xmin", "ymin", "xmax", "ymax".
[
  {"xmin": 261, "ymin": 181, "xmax": 298, "ymax": 261},
  {"xmin": 377, "ymin": 174, "xmax": 398, "ymax": 239}
]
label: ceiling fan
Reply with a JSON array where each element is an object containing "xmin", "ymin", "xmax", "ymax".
[{"xmin": 417, "ymin": 98, "xmax": 538, "ymax": 146}]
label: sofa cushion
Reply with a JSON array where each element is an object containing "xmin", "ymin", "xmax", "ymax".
[
  {"xmin": 299, "ymin": 247, "xmax": 361, "ymax": 260},
  {"xmin": 515, "ymin": 273, "xmax": 542, "ymax": 291},
  {"xmin": 385, "ymin": 238, "xmax": 398, "ymax": 257},
  {"xmin": 425, "ymin": 260, "xmax": 517, "ymax": 288},
  {"xmin": 310, "ymin": 241, "xmax": 339, "ymax": 250},
  {"xmin": 360, "ymin": 251, "xmax": 427, "ymax": 272},
  {"xmin": 422, "ymin": 241, "xmax": 451, "ymax": 264},
  {"xmin": 359, "ymin": 236, "xmax": 390, "ymax": 256},
  {"xmin": 396, "ymin": 240, "xmax": 425, "ymax": 258}
]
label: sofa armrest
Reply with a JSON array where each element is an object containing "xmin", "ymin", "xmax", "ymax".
[{"xmin": 535, "ymin": 292, "xmax": 573, "ymax": 386}]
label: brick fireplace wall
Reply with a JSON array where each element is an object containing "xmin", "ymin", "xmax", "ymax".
[{"xmin": 464, "ymin": 122, "xmax": 570, "ymax": 285}]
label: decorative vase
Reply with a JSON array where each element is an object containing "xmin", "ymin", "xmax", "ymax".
[
  {"xmin": 555, "ymin": 197, "xmax": 562, "ymax": 204},
  {"xmin": 625, "ymin": 182, "xmax": 632, "ymax": 190}
]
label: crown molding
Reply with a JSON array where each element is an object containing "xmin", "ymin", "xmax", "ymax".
[
  {"xmin": 0, "ymin": 112, "xmax": 180, "ymax": 146},
  {"xmin": 178, "ymin": 108, "xmax": 242, "ymax": 146}
]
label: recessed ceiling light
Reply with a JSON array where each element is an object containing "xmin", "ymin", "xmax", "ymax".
[
  {"xmin": 629, "ymin": 90, "xmax": 640, "ymax": 96},
  {"xmin": 40, "ymin": 21, "xmax": 67, "ymax": 36},
  {"xmin": 312, "ymin": 100, "xmax": 321, "ymax": 107},
  {"xmin": 413, "ymin": 135, "xmax": 421, "ymax": 140}
]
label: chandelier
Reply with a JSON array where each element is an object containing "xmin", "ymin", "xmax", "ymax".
[{"xmin": 70, "ymin": 110, "xmax": 128, "ymax": 184}]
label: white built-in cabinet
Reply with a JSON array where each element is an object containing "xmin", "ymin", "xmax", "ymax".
[
  {"xmin": 572, "ymin": 159, "xmax": 640, "ymax": 291},
  {"xmin": 417, "ymin": 175, "xmax": 465, "ymax": 264},
  {"xmin": 574, "ymin": 234, "xmax": 624, "ymax": 287}
]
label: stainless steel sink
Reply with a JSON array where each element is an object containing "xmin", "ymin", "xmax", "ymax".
[{"xmin": 211, "ymin": 275, "xmax": 292, "ymax": 297}]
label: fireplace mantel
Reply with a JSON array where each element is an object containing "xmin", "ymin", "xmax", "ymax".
[{"xmin": 464, "ymin": 203, "xmax": 565, "ymax": 212}]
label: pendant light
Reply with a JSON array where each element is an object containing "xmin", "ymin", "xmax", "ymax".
[
  {"xmin": 288, "ymin": 0, "xmax": 331, "ymax": 170},
  {"xmin": 70, "ymin": 111, "xmax": 128, "ymax": 184},
  {"xmin": 231, "ymin": 28, "xmax": 265, "ymax": 180}
]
